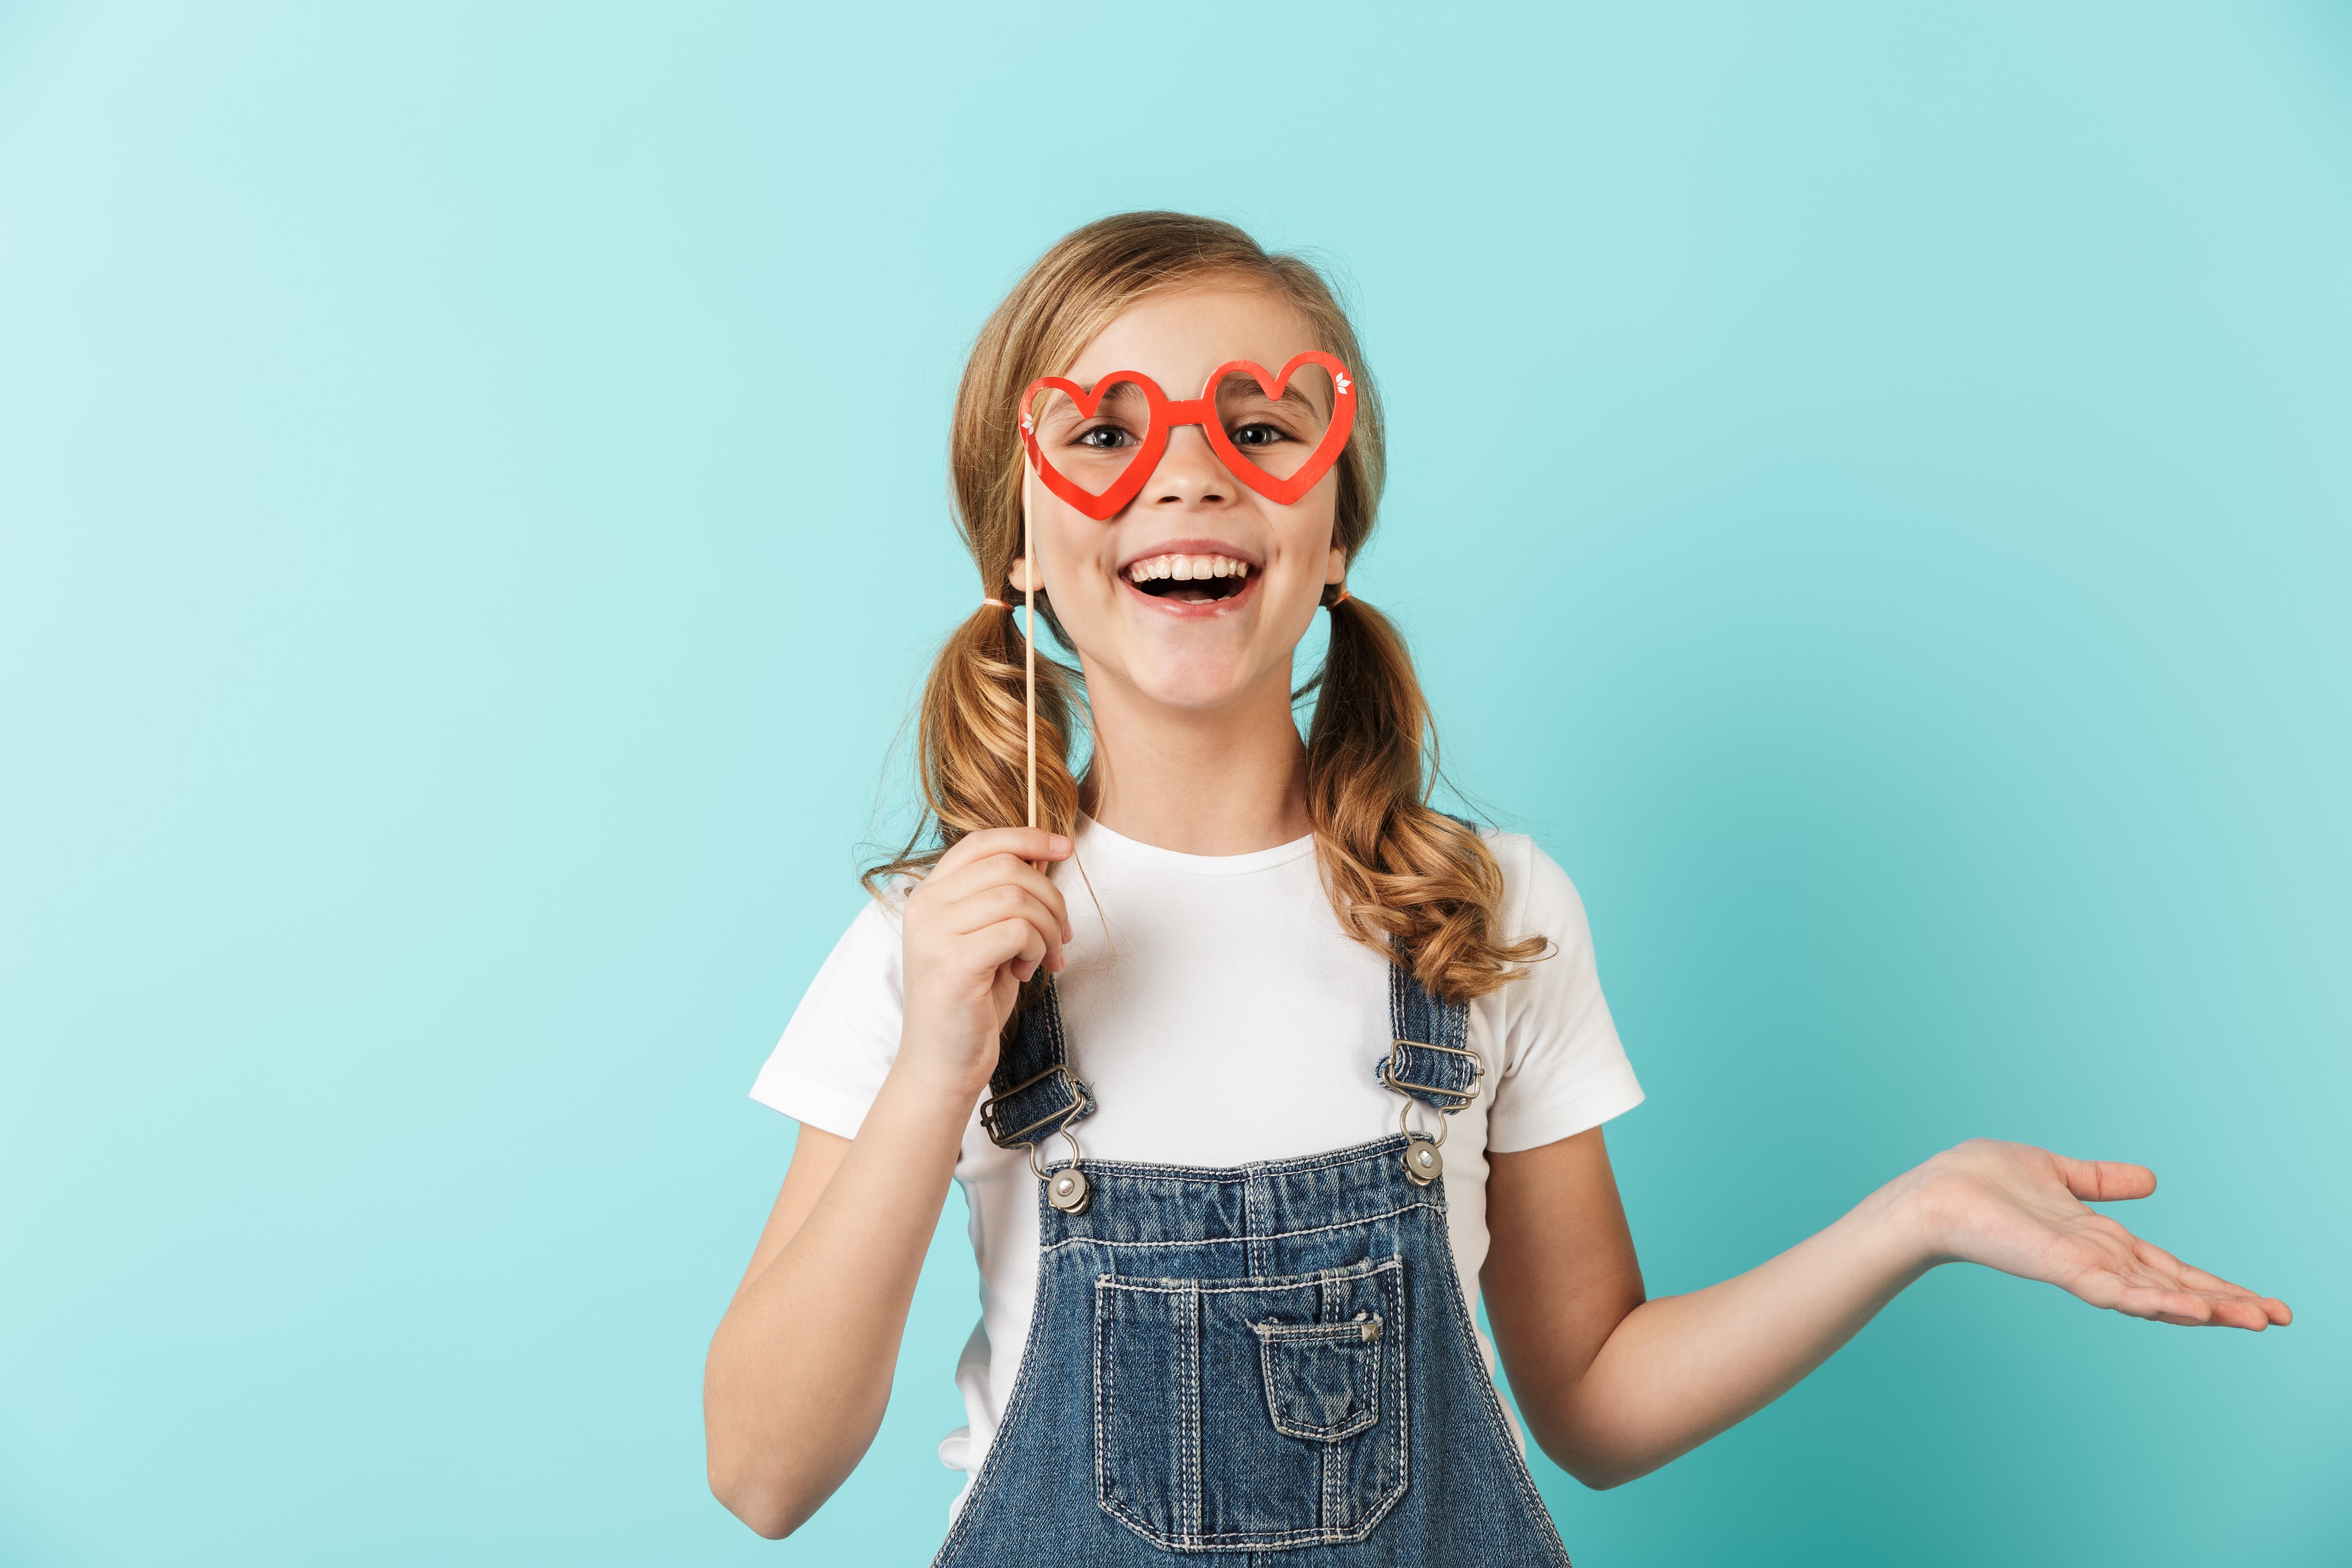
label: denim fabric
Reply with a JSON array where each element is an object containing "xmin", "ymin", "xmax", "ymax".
[
  {"xmin": 979, "ymin": 978, "xmax": 1098, "ymax": 1155},
  {"xmin": 1378, "ymin": 964, "xmax": 1483, "ymax": 1114},
  {"xmin": 931, "ymin": 1133, "xmax": 1574, "ymax": 1564}
]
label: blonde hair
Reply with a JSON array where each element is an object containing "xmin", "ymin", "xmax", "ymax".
[{"xmin": 867, "ymin": 211, "xmax": 1543, "ymax": 1002}]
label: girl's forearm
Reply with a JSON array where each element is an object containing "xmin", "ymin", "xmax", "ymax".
[
  {"xmin": 1540, "ymin": 1172, "xmax": 1936, "ymax": 1488},
  {"xmin": 704, "ymin": 1062, "xmax": 976, "ymax": 1538}
]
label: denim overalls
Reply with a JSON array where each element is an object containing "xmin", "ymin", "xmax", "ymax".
[{"xmin": 935, "ymin": 961, "xmax": 1574, "ymax": 1565}]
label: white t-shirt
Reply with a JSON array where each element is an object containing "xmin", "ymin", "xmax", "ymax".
[{"xmin": 750, "ymin": 816, "xmax": 1643, "ymax": 1520}]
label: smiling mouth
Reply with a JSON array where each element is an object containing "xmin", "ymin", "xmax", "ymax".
[{"xmin": 1124, "ymin": 551, "xmax": 1253, "ymax": 605}]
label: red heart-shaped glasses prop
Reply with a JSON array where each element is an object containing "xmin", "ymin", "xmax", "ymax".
[{"xmin": 1017, "ymin": 351, "xmax": 1356, "ymax": 521}]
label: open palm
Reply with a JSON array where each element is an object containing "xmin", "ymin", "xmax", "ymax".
[{"xmin": 1916, "ymin": 1138, "xmax": 2290, "ymax": 1330}]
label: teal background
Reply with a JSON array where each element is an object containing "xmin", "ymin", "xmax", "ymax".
[{"xmin": 2, "ymin": 1, "xmax": 2345, "ymax": 1562}]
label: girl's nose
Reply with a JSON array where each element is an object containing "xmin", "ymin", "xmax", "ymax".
[{"xmin": 1144, "ymin": 426, "xmax": 1232, "ymax": 508}]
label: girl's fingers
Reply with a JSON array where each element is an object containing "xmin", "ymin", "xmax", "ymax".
[
  {"xmin": 2159, "ymin": 1255, "xmax": 2257, "ymax": 1297},
  {"xmin": 2171, "ymin": 1261, "xmax": 2253, "ymax": 1295},
  {"xmin": 922, "ymin": 854, "xmax": 1072, "ymax": 940},
  {"xmin": 2091, "ymin": 1273, "xmax": 2215, "ymax": 1325},
  {"xmin": 2188, "ymin": 1292, "xmax": 2277, "ymax": 1330},
  {"xmin": 2065, "ymin": 1266, "xmax": 2132, "ymax": 1313},
  {"xmin": 948, "ymin": 887, "xmax": 1068, "ymax": 974},
  {"xmin": 2125, "ymin": 1234, "xmax": 2191, "ymax": 1279},
  {"xmin": 969, "ymin": 915, "xmax": 1048, "ymax": 979},
  {"xmin": 2130, "ymin": 1237, "xmax": 2239, "ymax": 1292},
  {"xmin": 2217, "ymin": 1297, "xmax": 2285, "ymax": 1329},
  {"xmin": 2074, "ymin": 1266, "xmax": 2288, "ymax": 1330},
  {"xmin": 933, "ymin": 828, "xmax": 1073, "ymax": 879},
  {"xmin": 2134, "ymin": 1250, "xmax": 2293, "ymax": 1325},
  {"xmin": 2051, "ymin": 1153, "xmax": 2157, "ymax": 1203}
]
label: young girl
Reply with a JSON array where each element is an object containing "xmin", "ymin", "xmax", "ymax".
[{"xmin": 703, "ymin": 213, "xmax": 2288, "ymax": 1563}]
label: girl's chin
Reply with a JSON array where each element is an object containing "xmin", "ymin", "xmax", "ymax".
[{"xmin": 1096, "ymin": 647, "xmax": 1274, "ymax": 713}]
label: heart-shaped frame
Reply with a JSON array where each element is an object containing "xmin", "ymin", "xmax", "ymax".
[
  {"xmin": 1017, "ymin": 351, "xmax": 1356, "ymax": 521},
  {"xmin": 1017, "ymin": 370, "xmax": 1173, "ymax": 520}
]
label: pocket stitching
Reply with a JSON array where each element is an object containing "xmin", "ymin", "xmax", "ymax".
[
  {"xmin": 1254, "ymin": 1322, "xmax": 1382, "ymax": 1442},
  {"xmin": 1180, "ymin": 1282, "xmax": 1200, "ymax": 1541}
]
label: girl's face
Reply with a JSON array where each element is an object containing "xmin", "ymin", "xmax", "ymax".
[{"xmin": 1011, "ymin": 283, "xmax": 1346, "ymax": 717}]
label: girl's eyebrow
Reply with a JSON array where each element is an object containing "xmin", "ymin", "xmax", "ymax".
[
  {"xmin": 1052, "ymin": 381, "xmax": 1148, "ymax": 419},
  {"xmin": 1217, "ymin": 372, "xmax": 1329, "ymax": 417}
]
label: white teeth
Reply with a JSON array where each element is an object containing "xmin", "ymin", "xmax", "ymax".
[{"xmin": 1124, "ymin": 553, "xmax": 1254, "ymax": 583}]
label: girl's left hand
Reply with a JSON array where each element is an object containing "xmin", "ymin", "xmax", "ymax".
[{"xmin": 1907, "ymin": 1138, "xmax": 2291, "ymax": 1329}]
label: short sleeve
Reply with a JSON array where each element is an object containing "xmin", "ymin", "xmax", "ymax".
[
  {"xmin": 1478, "ymin": 835, "xmax": 1644, "ymax": 1154},
  {"xmin": 749, "ymin": 893, "xmax": 907, "ymax": 1138}
]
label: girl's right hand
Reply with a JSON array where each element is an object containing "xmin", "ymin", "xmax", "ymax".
[{"xmin": 895, "ymin": 827, "xmax": 1074, "ymax": 1104}]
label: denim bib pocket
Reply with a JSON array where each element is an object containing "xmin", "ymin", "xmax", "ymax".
[
  {"xmin": 1256, "ymin": 1318, "xmax": 1383, "ymax": 1441},
  {"xmin": 1093, "ymin": 1254, "xmax": 1407, "ymax": 1552}
]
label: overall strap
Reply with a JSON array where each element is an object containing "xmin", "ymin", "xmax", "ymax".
[
  {"xmin": 1380, "ymin": 962, "xmax": 1482, "ymax": 1112},
  {"xmin": 977, "ymin": 979, "xmax": 1097, "ymax": 1155},
  {"xmin": 1379, "ymin": 810, "xmax": 1486, "ymax": 1116}
]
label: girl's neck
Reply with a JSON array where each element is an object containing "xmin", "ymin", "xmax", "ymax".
[{"xmin": 1079, "ymin": 668, "xmax": 1312, "ymax": 857}]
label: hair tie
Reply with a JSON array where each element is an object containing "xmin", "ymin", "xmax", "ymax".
[
  {"xmin": 982, "ymin": 597, "xmax": 1013, "ymax": 610},
  {"xmin": 1327, "ymin": 585, "xmax": 1351, "ymax": 609}
]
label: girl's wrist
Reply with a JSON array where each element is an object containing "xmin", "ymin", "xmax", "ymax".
[
  {"xmin": 1845, "ymin": 1161, "xmax": 1951, "ymax": 1281},
  {"xmin": 878, "ymin": 1050, "xmax": 991, "ymax": 1127}
]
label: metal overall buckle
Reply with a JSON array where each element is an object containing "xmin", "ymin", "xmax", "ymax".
[
  {"xmin": 1382, "ymin": 1037, "xmax": 1484, "ymax": 1187},
  {"xmin": 979, "ymin": 1063, "xmax": 1093, "ymax": 1215}
]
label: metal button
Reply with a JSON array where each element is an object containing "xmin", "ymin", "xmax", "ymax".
[
  {"xmin": 1048, "ymin": 1167, "xmax": 1092, "ymax": 1214},
  {"xmin": 1403, "ymin": 1137, "xmax": 1443, "ymax": 1186}
]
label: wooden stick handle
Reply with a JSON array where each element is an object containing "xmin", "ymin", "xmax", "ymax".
[{"xmin": 1022, "ymin": 463, "xmax": 1036, "ymax": 834}]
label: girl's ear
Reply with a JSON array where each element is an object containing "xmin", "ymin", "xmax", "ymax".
[
  {"xmin": 1007, "ymin": 557, "xmax": 1039, "ymax": 593},
  {"xmin": 1325, "ymin": 545, "xmax": 1347, "ymax": 585}
]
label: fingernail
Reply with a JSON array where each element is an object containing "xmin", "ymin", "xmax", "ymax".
[
  {"xmin": 1062, "ymin": 923, "xmax": 1073, "ymax": 942},
  {"xmin": 1049, "ymin": 834, "xmax": 1071, "ymax": 854}
]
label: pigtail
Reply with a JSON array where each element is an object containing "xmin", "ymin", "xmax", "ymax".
[
  {"xmin": 863, "ymin": 595, "xmax": 1083, "ymax": 899},
  {"xmin": 1305, "ymin": 594, "xmax": 1547, "ymax": 1002}
]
